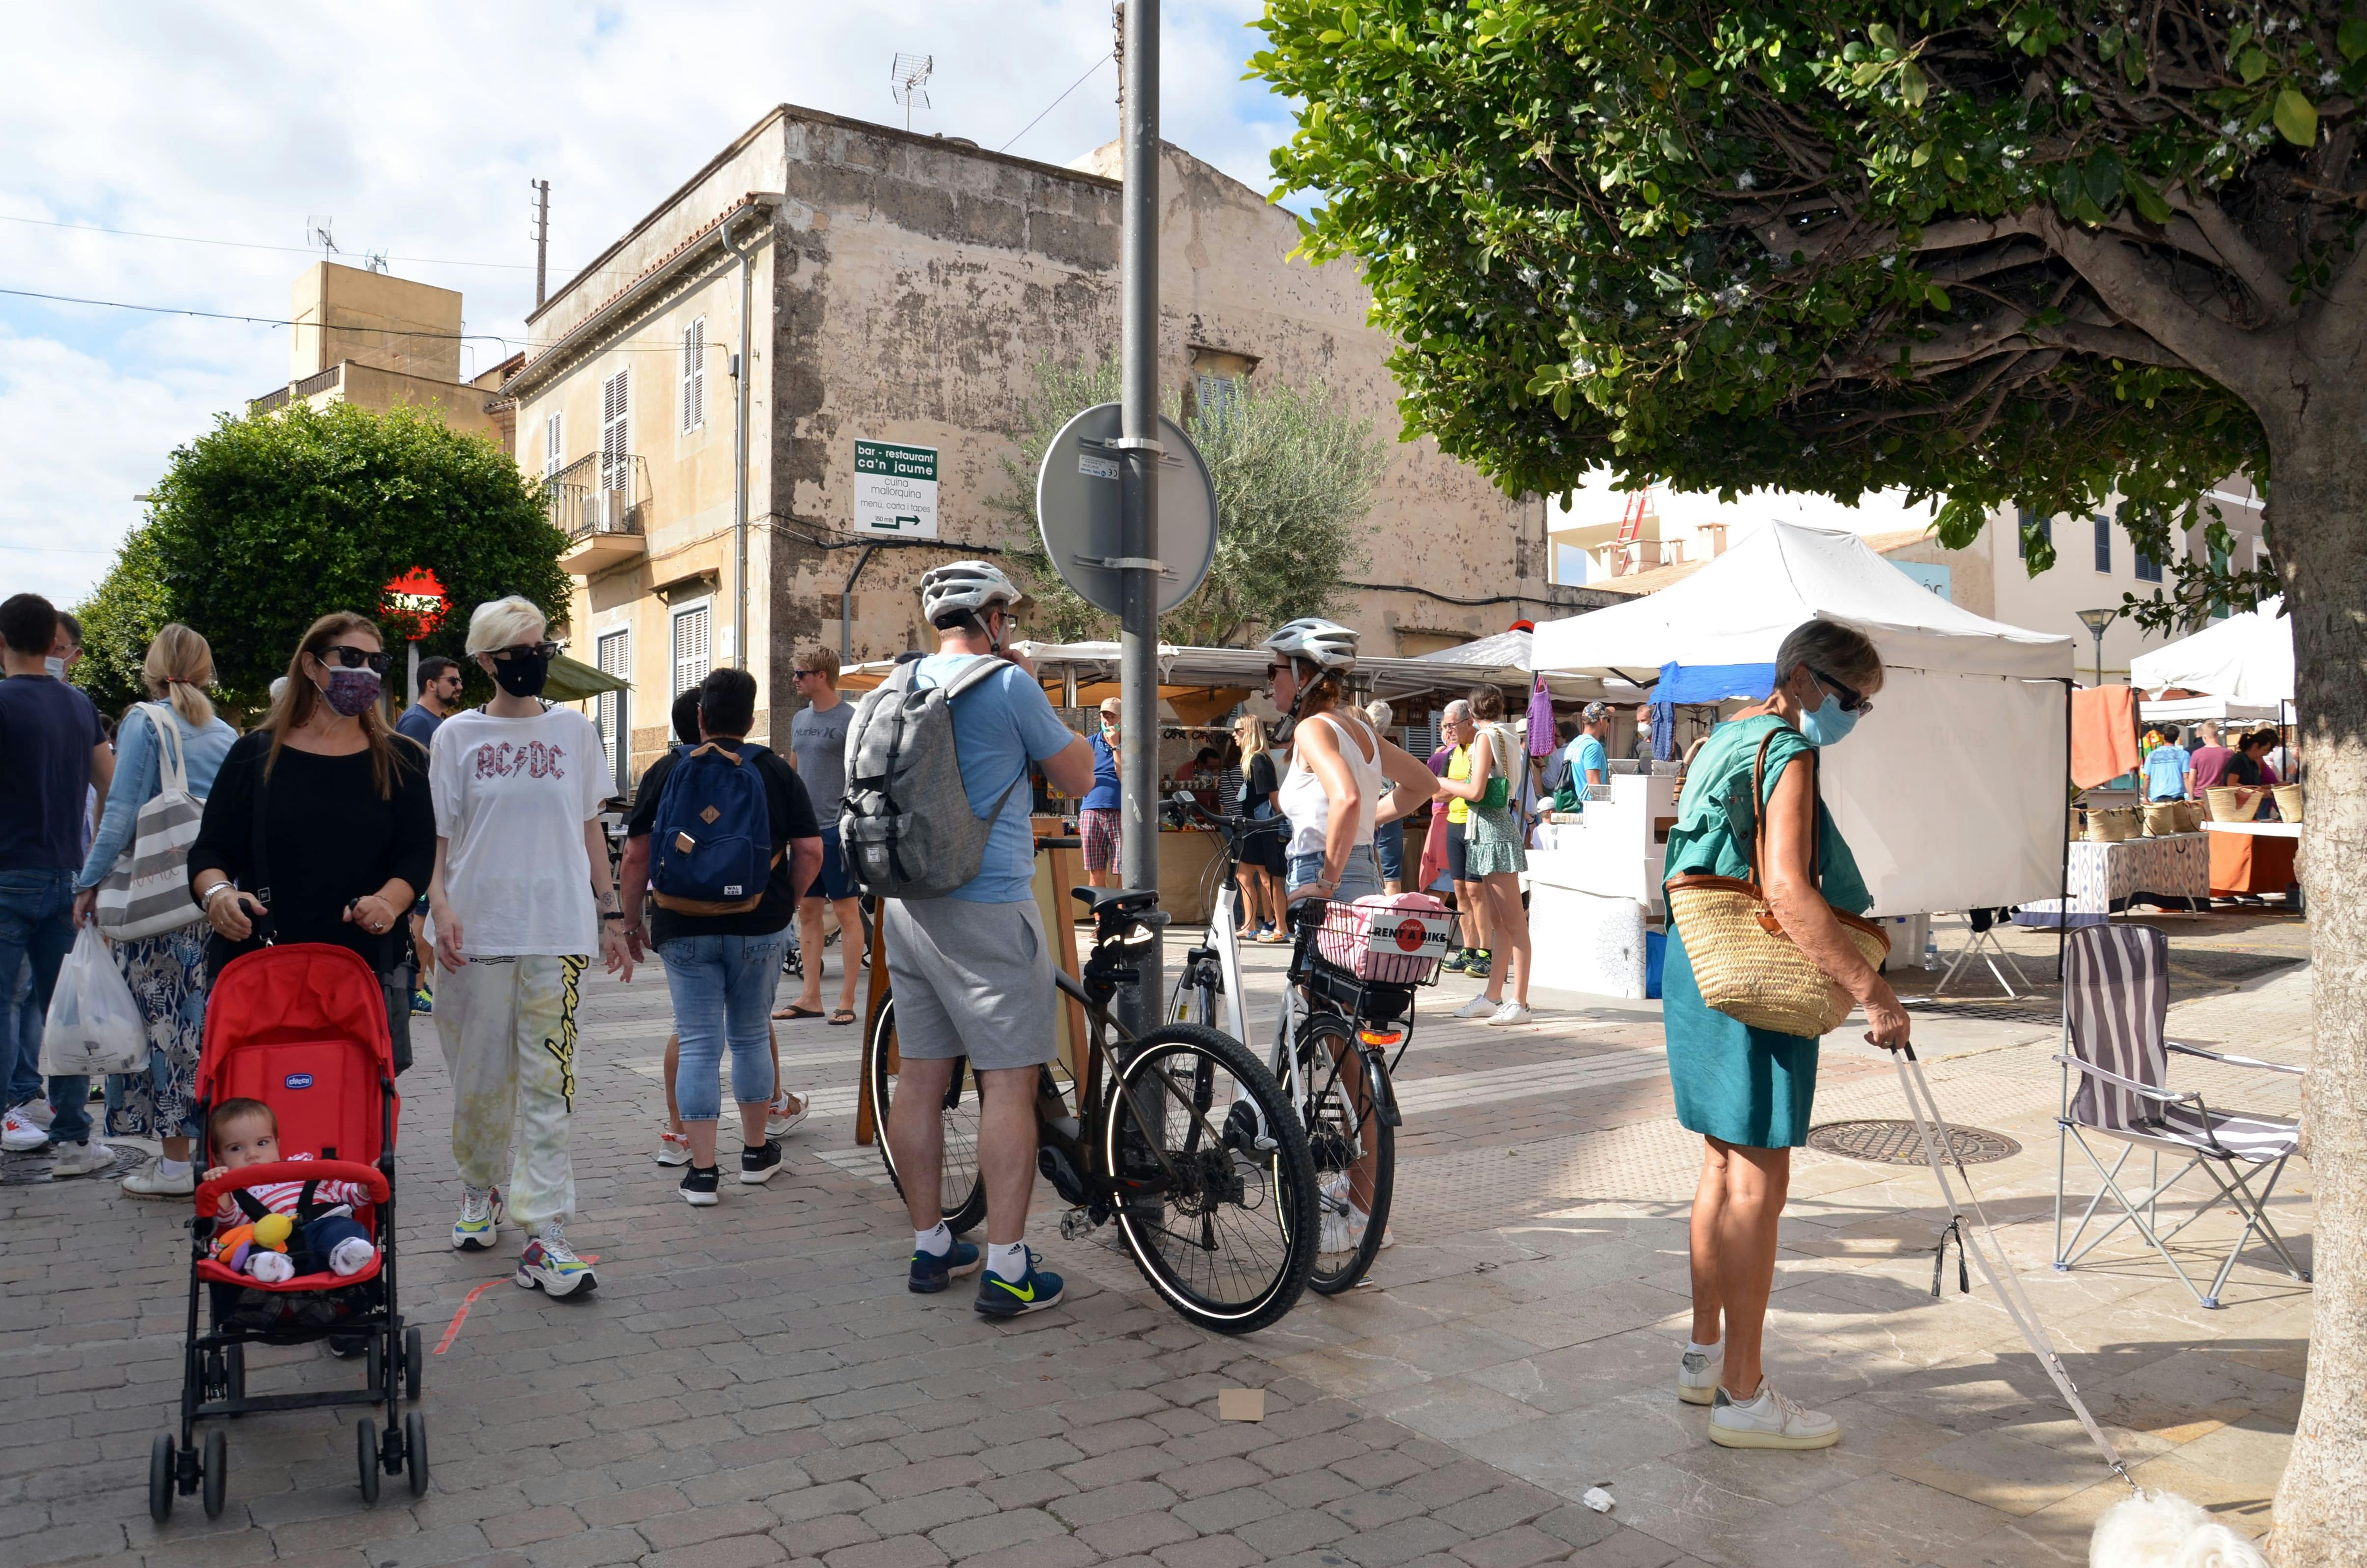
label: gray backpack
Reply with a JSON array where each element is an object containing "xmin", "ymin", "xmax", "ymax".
[{"xmin": 839, "ymin": 655, "xmax": 1026, "ymax": 899}]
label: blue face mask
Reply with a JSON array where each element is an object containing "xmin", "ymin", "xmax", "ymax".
[{"xmin": 1797, "ymin": 694, "xmax": 1859, "ymax": 748}]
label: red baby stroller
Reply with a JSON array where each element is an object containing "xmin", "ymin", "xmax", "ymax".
[{"xmin": 150, "ymin": 943, "xmax": 425, "ymax": 1521}]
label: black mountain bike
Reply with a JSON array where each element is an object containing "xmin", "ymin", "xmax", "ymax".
[{"xmin": 863, "ymin": 880, "xmax": 1319, "ymax": 1335}]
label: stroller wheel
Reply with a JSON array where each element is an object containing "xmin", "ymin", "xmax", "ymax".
[
  {"xmin": 405, "ymin": 1411, "xmax": 429, "ymax": 1496},
  {"xmin": 355, "ymin": 1417, "xmax": 380, "ymax": 1505},
  {"xmin": 201, "ymin": 1429, "xmax": 227, "ymax": 1519},
  {"xmin": 148, "ymin": 1433, "xmax": 174, "ymax": 1522},
  {"xmin": 404, "ymin": 1326, "xmax": 423, "ymax": 1401}
]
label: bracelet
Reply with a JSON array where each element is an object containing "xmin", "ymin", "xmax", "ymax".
[
  {"xmin": 600, "ymin": 911, "xmax": 625, "ymax": 922},
  {"xmin": 201, "ymin": 882, "xmax": 234, "ymax": 907}
]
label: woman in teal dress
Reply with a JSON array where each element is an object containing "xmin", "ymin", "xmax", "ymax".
[{"xmin": 1660, "ymin": 618, "xmax": 1912, "ymax": 1453}]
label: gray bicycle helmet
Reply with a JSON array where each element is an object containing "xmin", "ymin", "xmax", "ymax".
[
  {"xmin": 919, "ymin": 560, "xmax": 1031, "ymax": 627},
  {"xmin": 1261, "ymin": 616, "xmax": 1360, "ymax": 672}
]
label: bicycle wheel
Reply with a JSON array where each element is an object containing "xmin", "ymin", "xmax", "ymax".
[
  {"xmin": 863, "ymin": 992, "xmax": 989, "ymax": 1235},
  {"xmin": 1105, "ymin": 1023, "xmax": 1317, "ymax": 1335},
  {"xmin": 1294, "ymin": 1017, "xmax": 1394, "ymax": 1293}
]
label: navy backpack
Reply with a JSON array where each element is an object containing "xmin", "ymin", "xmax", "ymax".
[{"xmin": 650, "ymin": 741, "xmax": 779, "ymax": 915}]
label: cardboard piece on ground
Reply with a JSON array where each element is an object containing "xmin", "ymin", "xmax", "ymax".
[{"xmin": 1217, "ymin": 1388, "xmax": 1265, "ymax": 1421}]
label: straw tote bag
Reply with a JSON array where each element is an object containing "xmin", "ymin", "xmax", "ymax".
[
  {"xmin": 1664, "ymin": 731, "xmax": 1891, "ymax": 1038},
  {"xmin": 94, "ymin": 703, "xmax": 209, "ymax": 941}
]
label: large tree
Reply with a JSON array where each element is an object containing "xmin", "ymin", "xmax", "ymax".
[
  {"xmin": 990, "ymin": 355, "xmax": 1386, "ymax": 645},
  {"xmin": 1253, "ymin": 1, "xmax": 2364, "ymax": 1556},
  {"xmin": 76, "ymin": 399, "xmax": 566, "ymax": 716}
]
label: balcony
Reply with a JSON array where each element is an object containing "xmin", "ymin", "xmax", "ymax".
[
  {"xmin": 546, "ymin": 452, "xmax": 650, "ymax": 575},
  {"xmin": 247, "ymin": 363, "xmax": 346, "ymax": 417}
]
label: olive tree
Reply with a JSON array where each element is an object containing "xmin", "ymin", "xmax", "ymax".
[{"xmin": 1252, "ymin": 1, "xmax": 2363, "ymax": 1555}]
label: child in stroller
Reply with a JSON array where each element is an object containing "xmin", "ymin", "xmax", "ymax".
[{"xmin": 204, "ymin": 1098, "xmax": 378, "ymax": 1283}]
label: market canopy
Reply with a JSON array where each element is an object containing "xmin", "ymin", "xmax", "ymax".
[
  {"xmin": 2128, "ymin": 596, "xmax": 2293, "ymax": 704},
  {"xmin": 1412, "ymin": 628, "xmax": 1644, "ymax": 702},
  {"xmin": 1529, "ymin": 521, "xmax": 2076, "ymax": 917}
]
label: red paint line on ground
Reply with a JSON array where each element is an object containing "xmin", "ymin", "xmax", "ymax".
[{"xmin": 433, "ymin": 1255, "xmax": 601, "ymax": 1355}]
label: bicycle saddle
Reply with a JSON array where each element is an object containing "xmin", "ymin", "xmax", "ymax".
[{"xmin": 1071, "ymin": 886, "xmax": 1160, "ymax": 916}]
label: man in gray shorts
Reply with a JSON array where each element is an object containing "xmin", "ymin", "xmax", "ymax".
[{"xmin": 884, "ymin": 561, "xmax": 1095, "ymax": 1316}]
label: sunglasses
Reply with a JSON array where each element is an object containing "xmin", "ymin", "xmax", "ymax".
[
  {"xmin": 792, "ymin": 668, "xmax": 817, "ymax": 678},
  {"xmin": 1265, "ymin": 663, "xmax": 1289, "ymax": 682},
  {"xmin": 1810, "ymin": 668, "xmax": 1874, "ymax": 715},
  {"xmin": 489, "ymin": 641, "xmax": 562, "ymax": 663},
  {"xmin": 315, "ymin": 644, "xmax": 389, "ymax": 673}
]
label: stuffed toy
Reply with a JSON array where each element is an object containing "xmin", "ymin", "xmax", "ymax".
[{"xmin": 213, "ymin": 1210, "xmax": 294, "ymax": 1274}]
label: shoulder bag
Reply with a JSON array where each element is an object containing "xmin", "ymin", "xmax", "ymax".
[
  {"xmin": 1663, "ymin": 731, "xmax": 1891, "ymax": 1037},
  {"xmin": 1477, "ymin": 725, "xmax": 1513, "ymax": 811},
  {"xmin": 95, "ymin": 703, "xmax": 209, "ymax": 941}
]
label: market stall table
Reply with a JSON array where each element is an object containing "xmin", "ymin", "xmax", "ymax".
[
  {"xmin": 2205, "ymin": 820, "xmax": 2300, "ymax": 898},
  {"xmin": 2013, "ymin": 832, "xmax": 2210, "ymax": 928}
]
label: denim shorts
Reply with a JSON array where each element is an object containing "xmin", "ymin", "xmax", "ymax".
[
  {"xmin": 806, "ymin": 823, "xmax": 857, "ymax": 903},
  {"xmin": 1372, "ymin": 819, "xmax": 1405, "ymax": 883},
  {"xmin": 1286, "ymin": 846, "xmax": 1383, "ymax": 903}
]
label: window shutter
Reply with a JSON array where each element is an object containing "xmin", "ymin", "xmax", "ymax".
[
  {"xmin": 681, "ymin": 318, "xmax": 705, "ymax": 432},
  {"xmin": 595, "ymin": 629, "xmax": 631, "ymax": 791},
  {"xmin": 601, "ymin": 370, "xmax": 629, "ymax": 491},
  {"xmin": 544, "ymin": 411, "xmax": 563, "ymax": 478},
  {"xmin": 672, "ymin": 606, "xmax": 710, "ymax": 698}
]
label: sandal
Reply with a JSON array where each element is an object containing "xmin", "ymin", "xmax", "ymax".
[
  {"xmin": 773, "ymin": 1004, "xmax": 823, "ymax": 1020},
  {"xmin": 828, "ymin": 1008, "xmax": 857, "ymax": 1026}
]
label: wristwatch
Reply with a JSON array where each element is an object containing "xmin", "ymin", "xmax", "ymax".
[{"xmin": 601, "ymin": 911, "xmax": 625, "ymax": 922}]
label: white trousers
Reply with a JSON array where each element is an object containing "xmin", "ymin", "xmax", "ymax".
[{"xmin": 438, "ymin": 955, "xmax": 586, "ymax": 1227}]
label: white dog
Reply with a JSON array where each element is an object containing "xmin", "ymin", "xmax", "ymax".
[{"xmin": 2090, "ymin": 1490, "xmax": 2269, "ymax": 1568}]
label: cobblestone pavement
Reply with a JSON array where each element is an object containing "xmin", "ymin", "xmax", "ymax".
[{"xmin": 0, "ymin": 913, "xmax": 2313, "ymax": 1568}]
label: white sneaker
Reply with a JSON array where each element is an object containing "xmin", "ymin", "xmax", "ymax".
[
  {"xmin": 766, "ymin": 1093, "xmax": 808, "ymax": 1140},
  {"xmin": 451, "ymin": 1186, "xmax": 500, "ymax": 1250},
  {"xmin": 1707, "ymin": 1382, "xmax": 1840, "ymax": 1450},
  {"xmin": 121, "ymin": 1156, "xmax": 195, "ymax": 1199},
  {"xmin": 516, "ymin": 1225, "xmax": 597, "ymax": 1297},
  {"xmin": 1485, "ymin": 1001, "xmax": 1532, "ymax": 1027},
  {"xmin": 1453, "ymin": 994, "xmax": 1497, "ymax": 1020},
  {"xmin": 9, "ymin": 1096, "xmax": 54, "ymax": 1129},
  {"xmin": 1677, "ymin": 1343, "xmax": 1719, "ymax": 1405},
  {"xmin": 655, "ymin": 1129, "xmax": 692, "ymax": 1166},
  {"xmin": 2, "ymin": 1106, "xmax": 52, "ymax": 1151},
  {"xmin": 51, "ymin": 1141, "xmax": 115, "ymax": 1179}
]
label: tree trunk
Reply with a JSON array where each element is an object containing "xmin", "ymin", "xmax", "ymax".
[{"xmin": 2263, "ymin": 401, "xmax": 2367, "ymax": 1567}]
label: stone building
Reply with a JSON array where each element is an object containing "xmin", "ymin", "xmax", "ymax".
[
  {"xmin": 248, "ymin": 262, "xmax": 516, "ymax": 448},
  {"xmin": 501, "ymin": 102, "xmax": 1598, "ymax": 793}
]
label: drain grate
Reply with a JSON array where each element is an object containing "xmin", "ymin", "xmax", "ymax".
[{"xmin": 1806, "ymin": 1119, "xmax": 2022, "ymax": 1166}]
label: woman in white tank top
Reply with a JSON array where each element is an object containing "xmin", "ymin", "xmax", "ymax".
[{"xmin": 1260, "ymin": 622, "xmax": 1441, "ymax": 905}]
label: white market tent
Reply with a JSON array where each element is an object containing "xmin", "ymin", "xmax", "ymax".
[
  {"xmin": 1530, "ymin": 521, "xmax": 2076, "ymax": 917},
  {"xmin": 2128, "ymin": 596, "xmax": 2294, "ymax": 704}
]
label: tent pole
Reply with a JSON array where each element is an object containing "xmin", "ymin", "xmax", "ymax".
[{"xmin": 2059, "ymin": 676, "xmax": 2072, "ymax": 982}]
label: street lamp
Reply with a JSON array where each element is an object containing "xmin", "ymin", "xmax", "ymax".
[{"xmin": 2076, "ymin": 607, "xmax": 2116, "ymax": 688}]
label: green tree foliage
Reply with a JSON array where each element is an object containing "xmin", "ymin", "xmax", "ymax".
[
  {"xmin": 990, "ymin": 356, "xmax": 1386, "ymax": 646},
  {"xmin": 74, "ymin": 399, "xmax": 566, "ymax": 714},
  {"xmin": 1247, "ymin": 0, "xmax": 2366, "ymax": 629}
]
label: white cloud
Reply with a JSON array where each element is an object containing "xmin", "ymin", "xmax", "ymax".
[{"xmin": 0, "ymin": 0, "xmax": 1291, "ymax": 605}]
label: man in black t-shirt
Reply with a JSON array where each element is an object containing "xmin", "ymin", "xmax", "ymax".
[{"xmin": 620, "ymin": 670, "xmax": 821, "ymax": 1204}]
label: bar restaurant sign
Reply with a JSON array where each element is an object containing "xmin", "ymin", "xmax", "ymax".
[{"xmin": 853, "ymin": 439, "xmax": 939, "ymax": 539}]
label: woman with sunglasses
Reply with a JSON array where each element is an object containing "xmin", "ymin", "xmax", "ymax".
[
  {"xmin": 1659, "ymin": 617, "xmax": 1909, "ymax": 1454},
  {"xmin": 189, "ymin": 612, "xmax": 434, "ymax": 986}
]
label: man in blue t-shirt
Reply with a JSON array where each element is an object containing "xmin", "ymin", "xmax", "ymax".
[
  {"xmin": 881, "ymin": 562, "xmax": 1094, "ymax": 1319},
  {"xmin": 2143, "ymin": 728, "xmax": 2191, "ymax": 802},
  {"xmin": 396, "ymin": 656, "xmax": 463, "ymax": 749},
  {"xmin": 1561, "ymin": 701, "xmax": 1612, "ymax": 803},
  {"xmin": 0, "ymin": 594, "xmax": 116, "ymax": 1175}
]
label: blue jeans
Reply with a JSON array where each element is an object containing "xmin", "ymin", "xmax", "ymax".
[
  {"xmin": 0, "ymin": 870, "xmax": 85, "ymax": 1142},
  {"xmin": 658, "ymin": 931, "xmax": 790, "ymax": 1122},
  {"xmin": 1373, "ymin": 819, "xmax": 1406, "ymax": 885},
  {"xmin": 9, "ymin": 956, "xmax": 42, "ymax": 1108}
]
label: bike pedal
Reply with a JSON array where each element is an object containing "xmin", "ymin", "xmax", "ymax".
[{"xmin": 1058, "ymin": 1207, "xmax": 1098, "ymax": 1241}]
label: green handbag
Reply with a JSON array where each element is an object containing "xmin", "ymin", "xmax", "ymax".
[{"xmin": 1478, "ymin": 726, "xmax": 1511, "ymax": 810}]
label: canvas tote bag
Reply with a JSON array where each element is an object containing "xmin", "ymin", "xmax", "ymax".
[{"xmin": 95, "ymin": 703, "xmax": 209, "ymax": 941}]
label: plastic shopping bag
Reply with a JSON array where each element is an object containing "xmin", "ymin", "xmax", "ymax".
[{"xmin": 39, "ymin": 924, "xmax": 146, "ymax": 1077}]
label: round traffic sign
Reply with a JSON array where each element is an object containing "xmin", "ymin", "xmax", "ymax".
[{"xmin": 1034, "ymin": 404, "xmax": 1216, "ymax": 617}]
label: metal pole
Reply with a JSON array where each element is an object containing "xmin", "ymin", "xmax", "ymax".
[
  {"xmin": 532, "ymin": 179, "xmax": 550, "ymax": 309},
  {"xmin": 719, "ymin": 214, "xmax": 757, "ymax": 673},
  {"xmin": 1115, "ymin": 0, "xmax": 1162, "ymax": 1033}
]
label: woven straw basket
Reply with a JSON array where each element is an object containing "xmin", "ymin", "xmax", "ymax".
[
  {"xmin": 2206, "ymin": 784, "xmax": 2263, "ymax": 822},
  {"xmin": 1664, "ymin": 732, "xmax": 1893, "ymax": 1039},
  {"xmin": 2141, "ymin": 802, "xmax": 2184, "ymax": 836},
  {"xmin": 2273, "ymin": 784, "xmax": 2304, "ymax": 823},
  {"xmin": 2085, "ymin": 806, "xmax": 2140, "ymax": 842}
]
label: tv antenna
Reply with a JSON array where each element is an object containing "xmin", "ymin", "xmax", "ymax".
[
  {"xmin": 363, "ymin": 249, "xmax": 389, "ymax": 274},
  {"xmin": 305, "ymin": 215, "xmax": 338, "ymax": 259},
  {"xmin": 891, "ymin": 52, "xmax": 933, "ymax": 132}
]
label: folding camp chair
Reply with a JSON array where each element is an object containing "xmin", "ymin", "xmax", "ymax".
[
  {"xmin": 2051, "ymin": 924, "xmax": 2311, "ymax": 1309},
  {"xmin": 1933, "ymin": 907, "xmax": 2031, "ymax": 999}
]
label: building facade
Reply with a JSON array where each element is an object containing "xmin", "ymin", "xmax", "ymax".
[
  {"xmin": 501, "ymin": 104, "xmax": 1598, "ymax": 794},
  {"xmin": 248, "ymin": 262, "xmax": 514, "ymax": 448}
]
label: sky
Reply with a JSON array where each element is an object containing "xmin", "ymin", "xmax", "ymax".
[{"xmin": 0, "ymin": 1, "xmax": 1288, "ymax": 607}]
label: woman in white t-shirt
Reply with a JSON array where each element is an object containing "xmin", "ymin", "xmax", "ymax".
[{"xmin": 426, "ymin": 597, "xmax": 636, "ymax": 1299}]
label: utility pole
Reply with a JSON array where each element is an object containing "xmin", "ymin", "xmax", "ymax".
[
  {"xmin": 1115, "ymin": 0, "xmax": 1162, "ymax": 1033},
  {"xmin": 531, "ymin": 179, "xmax": 551, "ymax": 308}
]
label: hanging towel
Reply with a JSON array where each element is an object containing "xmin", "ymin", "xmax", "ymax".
[{"xmin": 2070, "ymin": 685, "xmax": 2141, "ymax": 789}]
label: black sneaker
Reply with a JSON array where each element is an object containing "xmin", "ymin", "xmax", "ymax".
[
  {"xmin": 909, "ymin": 1239, "xmax": 982, "ymax": 1293},
  {"xmin": 739, "ymin": 1139, "xmax": 782, "ymax": 1185},
  {"xmin": 975, "ymin": 1247, "xmax": 1065, "ymax": 1318},
  {"xmin": 680, "ymin": 1165, "xmax": 721, "ymax": 1206}
]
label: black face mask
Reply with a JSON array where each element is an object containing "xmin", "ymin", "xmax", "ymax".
[{"xmin": 491, "ymin": 650, "xmax": 551, "ymax": 698}]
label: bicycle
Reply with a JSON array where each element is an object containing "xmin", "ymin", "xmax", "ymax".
[
  {"xmin": 862, "ymin": 876, "xmax": 1319, "ymax": 1335},
  {"xmin": 1165, "ymin": 796, "xmax": 1455, "ymax": 1294}
]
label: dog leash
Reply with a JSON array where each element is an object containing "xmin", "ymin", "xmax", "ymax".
[{"xmin": 1886, "ymin": 1042, "xmax": 2136, "ymax": 1491}]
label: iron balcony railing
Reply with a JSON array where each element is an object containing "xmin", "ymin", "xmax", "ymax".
[{"xmin": 543, "ymin": 451, "xmax": 649, "ymax": 542}]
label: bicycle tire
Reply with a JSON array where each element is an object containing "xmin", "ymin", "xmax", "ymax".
[
  {"xmin": 862, "ymin": 991, "xmax": 990, "ymax": 1235},
  {"xmin": 1104, "ymin": 1022, "xmax": 1317, "ymax": 1335},
  {"xmin": 1294, "ymin": 1017, "xmax": 1394, "ymax": 1294}
]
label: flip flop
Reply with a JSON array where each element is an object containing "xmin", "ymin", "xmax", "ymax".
[
  {"xmin": 773, "ymin": 1004, "xmax": 823, "ymax": 1020},
  {"xmin": 828, "ymin": 1008, "xmax": 858, "ymax": 1026}
]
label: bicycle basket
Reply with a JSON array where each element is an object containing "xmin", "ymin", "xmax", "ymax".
[{"xmin": 1315, "ymin": 894, "xmax": 1456, "ymax": 986}]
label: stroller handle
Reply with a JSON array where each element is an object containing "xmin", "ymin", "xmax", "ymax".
[{"xmin": 194, "ymin": 1159, "xmax": 390, "ymax": 1217}]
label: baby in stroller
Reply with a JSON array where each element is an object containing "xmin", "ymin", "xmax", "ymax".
[{"xmin": 204, "ymin": 1098, "xmax": 379, "ymax": 1283}]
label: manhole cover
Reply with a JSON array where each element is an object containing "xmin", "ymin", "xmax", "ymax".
[{"xmin": 1806, "ymin": 1120, "xmax": 2021, "ymax": 1166}]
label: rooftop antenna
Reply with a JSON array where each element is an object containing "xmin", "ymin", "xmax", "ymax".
[
  {"xmin": 306, "ymin": 215, "xmax": 338, "ymax": 260},
  {"xmin": 363, "ymin": 249, "xmax": 389, "ymax": 274},
  {"xmin": 891, "ymin": 52, "xmax": 933, "ymax": 133}
]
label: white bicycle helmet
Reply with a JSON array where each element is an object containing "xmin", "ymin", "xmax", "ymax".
[
  {"xmin": 1262, "ymin": 616, "xmax": 1360, "ymax": 673},
  {"xmin": 919, "ymin": 560, "xmax": 1031, "ymax": 627}
]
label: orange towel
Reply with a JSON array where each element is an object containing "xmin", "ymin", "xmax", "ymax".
[{"xmin": 2071, "ymin": 685, "xmax": 2141, "ymax": 789}]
